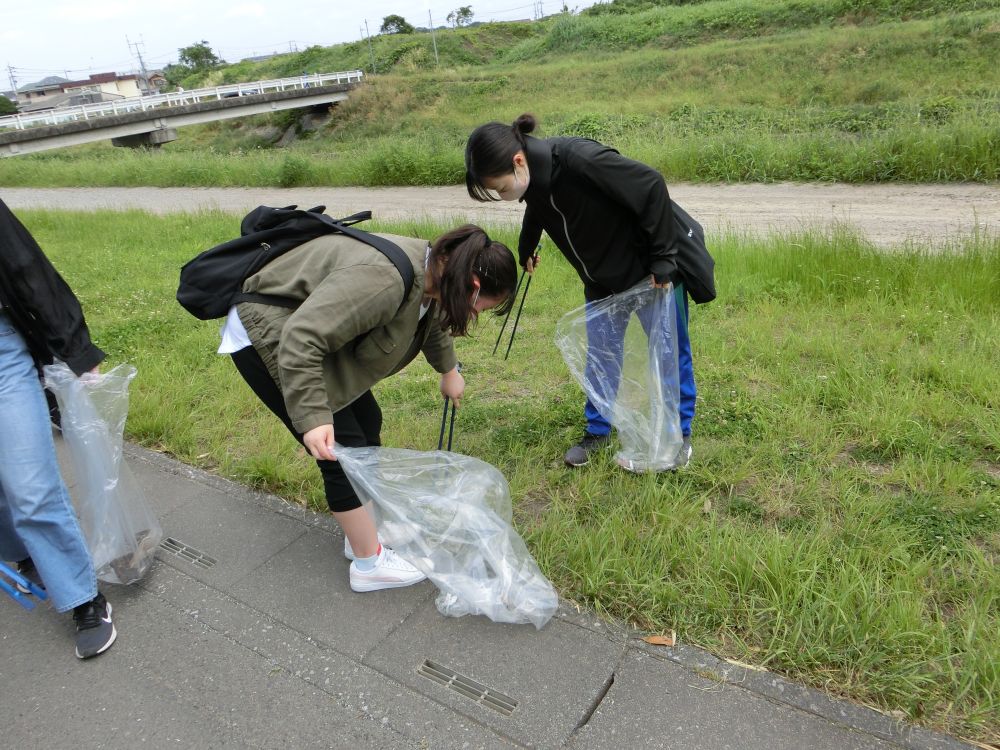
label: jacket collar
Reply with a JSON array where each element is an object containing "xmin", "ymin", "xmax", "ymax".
[{"xmin": 522, "ymin": 136, "xmax": 553, "ymax": 202}]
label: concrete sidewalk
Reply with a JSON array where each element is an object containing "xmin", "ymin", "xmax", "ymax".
[{"xmin": 1, "ymin": 442, "xmax": 974, "ymax": 750}]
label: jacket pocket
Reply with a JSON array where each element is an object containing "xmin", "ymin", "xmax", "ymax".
[{"xmin": 353, "ymin": 327, "xmax": 397, "ymax": 364}]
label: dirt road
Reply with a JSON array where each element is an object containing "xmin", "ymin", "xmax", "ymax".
[{"xmin": 2, "ymin": 183, "xmax": 997, "ymax": 247}]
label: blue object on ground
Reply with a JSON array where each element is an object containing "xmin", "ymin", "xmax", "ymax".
[{"xmin": 0, "ymin": 560, "xmax": 48, "ymax": 610}]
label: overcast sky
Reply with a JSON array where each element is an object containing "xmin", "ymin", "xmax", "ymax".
[{"xmin": 3, "ymin": 1, "xmax": 595, "ymax": 89}]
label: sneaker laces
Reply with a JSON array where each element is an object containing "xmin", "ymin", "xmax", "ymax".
[
  {"xmin": 73, "ymin": 596, "xmax": 105, "ymax": 630},
  {"xmin": 379, "ymin": 548, "xmax": 419, "ymax": 573}
]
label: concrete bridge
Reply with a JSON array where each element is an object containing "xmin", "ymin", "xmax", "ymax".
[{"xmin": 0, "ymin": 71, "xmax": 364, "ymax": 157}]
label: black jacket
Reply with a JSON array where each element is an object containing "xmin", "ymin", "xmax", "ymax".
[
  {"xmin": 0, "ymin": 198, "xmax": 105, "ymax": 375},
  {"xmin": 517, "ymin": 136, "xmax": 715, "ymax": 303}
]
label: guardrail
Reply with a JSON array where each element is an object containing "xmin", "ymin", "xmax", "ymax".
[{"xmin": 0, "ymin": 71, "xmax": 364, "ymax": 132}]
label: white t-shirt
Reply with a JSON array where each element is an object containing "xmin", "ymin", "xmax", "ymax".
[{"xmin": 217, "ymin": 305, "xmax": 252, "ymax": 354}]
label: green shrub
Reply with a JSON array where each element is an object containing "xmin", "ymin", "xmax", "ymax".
[
  {"xmin": 919, "ymin": 95, "xmax": 960, "ymax": 123},
  {"xmin": 278, "ymin": 154, "xmax": 310, "ymax": 186},
  {"xmin": 553, "ymin": 112, "xmax": 651, "ymax": 141}
]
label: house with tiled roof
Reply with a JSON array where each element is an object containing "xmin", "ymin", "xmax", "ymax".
[
  {"xmin": 16, "ymin": 76, "xmax": 71, "ymax": 108},
  {"xmin": 16, "ymin": 73, "xmax": 143, "ymax": 112}
]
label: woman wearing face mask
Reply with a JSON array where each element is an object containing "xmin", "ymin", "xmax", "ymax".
[
  {"xmin": 464, "ymin": 113, "xmax": 715, "ymax": 470},
  {"xmin": 220, "ymin": 224, "xmax": 517, "ymax": 591}
]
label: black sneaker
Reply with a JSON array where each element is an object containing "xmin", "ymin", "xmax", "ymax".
[
  {"xmin": 564, "ymin": 432, "xmax": 610, "ymax": 467},
  {"xmin": 73, "ymin": 593, "xmax": 117, "ymax": 659},
  {"xmin": 670, "ymin": 435, "xmax": 693, "ymax": 470},
  {"xmin": 14, "ymin": 557, "xmax": 45, "ymax": 594}
]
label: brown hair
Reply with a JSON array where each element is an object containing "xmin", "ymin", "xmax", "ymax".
[
  {"xmin": 465, "ymin": 114, "xmax": 538, "ymax": 202},
  {"xmin": 427, "ymin": 225, "xmax": 518, "ymax": 337}
]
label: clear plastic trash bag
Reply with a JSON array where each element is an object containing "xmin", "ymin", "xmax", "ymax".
[
  {"xmin": 337, "ymin": 446, "xmax": 558, "ymax": 629},
  {"xmin": 555, "ymin": 279, "xmax": 683, "ymax": 472},
  {"xmin": 43, "ymin": 362, "xmax": 162, "ymax": 584}
]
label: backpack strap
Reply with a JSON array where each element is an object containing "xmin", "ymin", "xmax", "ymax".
[
  {"xmin": 234, "ymin": 214, "xmax": 416, "ymax": 311},
  {"xmin": 334, "ymin": 210, "xmax": 373, "ymax": 227},
  {"xmin": 328, "ymin": 220, "xmax": 415, "ymax": 299}
]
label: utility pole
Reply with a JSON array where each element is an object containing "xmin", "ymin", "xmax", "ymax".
[
  {"xmin": 7, "ymin": 64, "xmax": 17, "ymax": 95},
  {"xmin": 126, "ymin": 35, "xmax": 150, "ymax": 93},
  {"xmin": 364, "ymin": 20, "xmax": 376, "ymax": 75},
  {"xmin": 428, "ymin": 10, "xmax": 439, "ymax": 65}
]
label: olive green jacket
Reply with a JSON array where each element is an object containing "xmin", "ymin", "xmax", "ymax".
[{"xmin": 237, "ymin": 232, "xmax": 457, "ymax": 434}]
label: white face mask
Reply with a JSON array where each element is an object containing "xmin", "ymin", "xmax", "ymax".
[
  {"xmin": 505, "ymin": 163, "xmax": 530, "ymax": 202},
  {"xmin": 485, "ymin": 159, "xmax": 530, "ymax": 202}
]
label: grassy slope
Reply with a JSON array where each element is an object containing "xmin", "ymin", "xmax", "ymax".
[
  {"xmin": 22, "ymin": 208, "xmax": 1000, "ymax": 741},
  {"xmin": 1, "ymin": 0, "xmax": 997, "ymax": 185}
]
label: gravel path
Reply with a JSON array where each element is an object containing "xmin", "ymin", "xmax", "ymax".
[{"xmin": 2, "ymin": 183, "xmax": 997, "ymax": 247}]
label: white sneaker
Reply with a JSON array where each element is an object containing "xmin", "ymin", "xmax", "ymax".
[
  {"xmin": 344, "ymin": 534, "xmax": 386, "ymax": 561},
  {"xmin": 349, "ymin": 547, "xmax": 426, "ymax": 592}
]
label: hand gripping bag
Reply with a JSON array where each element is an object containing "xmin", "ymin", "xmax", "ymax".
[
  {"xmin": 337, "ymin": 446, "xmax": 558, "ymax": 629},
  {"xmin": 43, "ymin": 362, "xmax": 162, "ymax": 584},
  {"xmin": 555, "ymin": 280, "xmax": 684, "ymax": 472}
]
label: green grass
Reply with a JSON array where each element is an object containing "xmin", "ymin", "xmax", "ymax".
[
  {"xmin": 23, "ymin": 208, "xmax": 999, "ymax": 742},
  {"xmin": 2, "ymin": 0, "xmax": 998, "ymax": 186}
]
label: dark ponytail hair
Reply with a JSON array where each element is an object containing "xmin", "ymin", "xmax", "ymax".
[
  {"xmin": 428, "ymin": 224, "xmax": 518, "ymax": 337},
  {"xmin": 465, "ymin": 114, "xmax": 537, "ymax": 202}
]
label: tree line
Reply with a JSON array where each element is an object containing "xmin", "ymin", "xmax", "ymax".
[{"xmin": 380, "ymin": 6, "xmax": 474, "ymax": 34}]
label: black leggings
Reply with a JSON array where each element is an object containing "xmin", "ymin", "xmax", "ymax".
[{"xmin": 230, "ymin": 346, "xmax": 381, "ymax": 512}]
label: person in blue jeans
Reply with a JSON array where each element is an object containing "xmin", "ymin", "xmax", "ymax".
[
  {"xmin": 582, "ymin": 286, "xmax": 695, "ymax": 468},
  {"xmin": 0, "ymin": 197, "xmax": 116, "ymax": 658},
  {"xmin": 465, "ymin": 114, "xmax": 715, "ymax": 469}
]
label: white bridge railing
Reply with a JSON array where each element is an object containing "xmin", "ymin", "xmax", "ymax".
[{"xmin": 0, "ymin": 71, "xmax": 365, "ymax": 132}]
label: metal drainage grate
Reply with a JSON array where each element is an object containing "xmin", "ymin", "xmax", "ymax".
[
  {"xmin": 159, "ymin": 537, "xmax": 218, "ymax": 570},
  {"xmin": 417, "ymin": 660, "xmax": 517, "ymax": 716}
]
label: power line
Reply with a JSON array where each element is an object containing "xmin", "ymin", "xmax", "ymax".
[
  {"xmin": 212, "ymin": 39, "xmax": 310, "ymax": 55},
  {"xmin": 439, "ymin": 1, "xmax": 541, "ymax": 19},
  {"xmin": 479, "ymin": 2, "xmax": 540, "ymax": 15},
  {"xmin": 10, "ymin": 60, "xmax": 137, "ymax": 77}
]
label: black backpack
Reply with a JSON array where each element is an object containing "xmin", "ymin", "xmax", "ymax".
[{"xmin": 176, "ymin": 205, "xmax": 415, "ymax": 320}]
